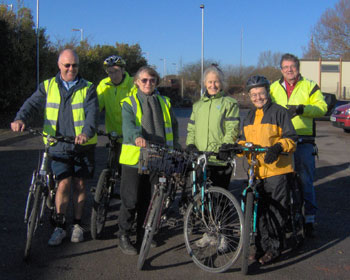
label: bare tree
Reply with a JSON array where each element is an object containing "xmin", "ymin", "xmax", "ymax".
[
  {"xmin": 302, "ymin": 35, "xmax": 321, "ymax": 59},
  {"xmin": 308, "ymin": 0, "xmax": 350, "ymax": 59},
  {"xmin": 257, "ymin": 50, "xmax": 282, "ymax": 68}
]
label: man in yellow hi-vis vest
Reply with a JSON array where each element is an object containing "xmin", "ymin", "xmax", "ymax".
[{"xmin": 11, "ymin": 49, "xmax": 98, "ymax": 246}]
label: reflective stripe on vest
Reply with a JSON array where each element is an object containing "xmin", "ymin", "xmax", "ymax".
[
  {"xmin": 119, "ymin": 93, "xmax": 173, "ymax": 165},
  {"xmin": 43, "ymin": 78, "xmax": 97, "ymax": 145}
]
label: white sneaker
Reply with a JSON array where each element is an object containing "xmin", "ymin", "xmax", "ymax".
[
  {"xmin": 48, "ymin": 227, "xmax": 66, "ymax": 246},
  {"xmin": 218, "ymin": 235, "xmax": 228, "ymax": 253},
  {"xmin": 71, "ymin": 224, "xmax": 84, "ymax": 243},
  {"xmin": 195, "ymin": 233, "xmax": 217, "ymax": 248}
]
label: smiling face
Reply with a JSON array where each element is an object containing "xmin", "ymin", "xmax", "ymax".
[
  {"xmin": 280, "ymin": 59, "xmax": 299, "ymax": 84},
  {"xmin": 249, "ymin": 87, "xmax": 268, "ymax": 109},
  {"xmin": 58, "ymin": 50, "xmax": 79, "ymax": 82},
  {"xmin": 135, "ymin": 71, "xmax": 157, "ymax": 95},
  {"xmin": 204, "ymin": 72, "xmax": 222, "ymax": 95}
]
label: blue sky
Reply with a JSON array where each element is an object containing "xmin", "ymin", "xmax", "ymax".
[{"xmin": 6, "ymin": 0, "xmax": 339, "ymax": 76}]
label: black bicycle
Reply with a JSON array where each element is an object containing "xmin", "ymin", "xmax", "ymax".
[
  {"xmin": 90, "ymin": 130, "xmax": 122, "ymax": 239},
  {"xmin": 183, "ymin": 151, "xmax": 244, "ymax": 273},
  {"xmin": 227, "ymin": 143, "xmax": 305, "ymax": 275},
  {"xmin": 137, "ymin": 144, "xmax": 189, "ymax": 270},
  {"xmin": 23, "ymin": 129, "xmax": 74, "ymax": 260}
]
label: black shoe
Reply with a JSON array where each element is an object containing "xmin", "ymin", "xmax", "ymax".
[
  {"xmin": 119, "ymin": 235, "xmax": 137, "ymax": 255},
  {"xmin": 305, "ymin": 223, "xmax": 315, "ymax": 238}
]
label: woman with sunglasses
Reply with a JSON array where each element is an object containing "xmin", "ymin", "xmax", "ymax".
[{"xmin": 117, "ymin": 66, "xmax": 179, "ymax": 255}]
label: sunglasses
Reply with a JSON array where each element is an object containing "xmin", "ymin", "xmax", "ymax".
[
  {"xmin": 140, "ymin": 78, "xmax": 156, "ymax": 84},
  {"xmin": 61, "ymin": 63, "xmax": 79, "ymax": 68}
]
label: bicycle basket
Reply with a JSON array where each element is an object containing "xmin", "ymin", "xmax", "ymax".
[{"xmin": 138, "ymin": 147, "xmax": 189, "ymax": 176}]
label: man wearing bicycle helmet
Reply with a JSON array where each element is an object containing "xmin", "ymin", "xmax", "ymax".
[
  {"xmin": 11, "ymin": 49, "xmax": 98, "ymax": 246},
  {"xmin": 270, "ymin": 53, "xmax": 327, "ymax": 238},
  {"xmin": 97, "ymin": 55, "xmax": 135, "ymax": 136},
  {"xmin": 238, "ymin": 75, "xmax": 297, "ymax": 265}
]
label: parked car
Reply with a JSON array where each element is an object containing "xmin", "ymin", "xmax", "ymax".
[
  {"xmin": 315, "ymin": 93, "xmax": 336, "ymax": 121},
  {"xmin": 330, "ymin": 102, "xmax": 350, "ymax": 133}
]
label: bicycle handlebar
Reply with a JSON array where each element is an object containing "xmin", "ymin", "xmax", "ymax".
[
  {"xmin": 26, "ymin": 128, "xmax": 75, "ymax": 144},
  {"xmin": 97, "ymin": 130, "xmax": 122, "ymax": 141}
]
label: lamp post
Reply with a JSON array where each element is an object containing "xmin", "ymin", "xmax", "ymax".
[
  {"xmin": 36, "ymin": 0, "xmax": 39, "ymax": 89},
  {"xmin": 200, "ymin": 4, "xmax": 204, "ymax": 96},
  {"xmin": 172, "ymin": 63, "xmax": 178, "ymax": 75},
  {"xmin": 160, "ymin": 58, "xmax": 167, "ymax": 78},
  {"xmin": 72, "ymin": 28, "xmax": 84, "ymax": 42}
]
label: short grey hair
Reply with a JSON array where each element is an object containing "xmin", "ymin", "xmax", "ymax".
[{"xmin": 203, "ymin": 65, "xmax": 226, "ymax": 89}]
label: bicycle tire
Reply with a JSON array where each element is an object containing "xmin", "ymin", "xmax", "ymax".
[
  {"xmin": 290, "ymin": 175, "xmax": 305, "ymax": 248},
  {"xmin": 24, "ymin": 182, "xmax": 43, "ymax": 260},
  {"xmin": 241, "ymin": 191, "xmax": 254, "ymax": 275},
  {"xmin": 137, "ymin": 189, "xmax": 163, "ymax": 270},
  {"xmin": 91, "ymin": 169, "xmax": 111, "ymax": 239},
  {"xmin": 184, "ymin": 186, "xmax": 244, "ymax": 273}
]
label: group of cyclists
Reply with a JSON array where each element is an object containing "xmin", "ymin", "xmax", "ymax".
[{"xmin": 11, "ymin": 49, "xmax": 327, "ymax": 266}]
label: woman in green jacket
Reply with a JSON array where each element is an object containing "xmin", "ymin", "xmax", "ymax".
[{"xmin": 186, "ymin": 65, "xmax": 240, "ymax": 189}]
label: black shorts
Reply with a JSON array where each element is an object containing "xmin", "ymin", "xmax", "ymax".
[{"xmin": 50, "ymin": 148, "xmax": 95, "ymax": 181}]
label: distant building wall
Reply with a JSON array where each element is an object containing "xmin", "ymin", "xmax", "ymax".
[{"xmin": 300, "ymin": 59, "xmax": 350, "ymax": 100}]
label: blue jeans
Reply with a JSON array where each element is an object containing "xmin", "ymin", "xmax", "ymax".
[{"xmin": 294, "ymin": 143, "xmax": 316, "ymax": 223}]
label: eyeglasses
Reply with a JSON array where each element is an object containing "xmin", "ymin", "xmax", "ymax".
[
  {"xmin": 60, "ymin": 63, "xmax": 79, "ymax": 68},
  {"xmin": 140, "ymin": 78, "xmax": 156, "ymax": 84},
  {"xmin": 249, "ymin": 92, "xmax": 267, "ymax": 99},
  {"xmin": 281, "ymin": 65, "xmax": 297, "ymax": 71}
]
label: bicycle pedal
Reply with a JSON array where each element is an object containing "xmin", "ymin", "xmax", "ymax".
[{"xmin": 167, "ymin": 218, "xmax": 178, "ymax": 227}]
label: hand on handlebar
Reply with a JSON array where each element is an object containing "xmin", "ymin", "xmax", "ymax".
[
  {"xmin": 264, "ymin": 143, "xmax": 283, "ymax": 164},
  {"xmin": 135, "ymin": 137, "xmax": 147, "ymax": 147},
  {"xmin": 217, "ymin": 143, "xmax": 242, "ymax": 160},
  {"xmin": 75, "ymin": 133, "xmax": 88, "ymax": 145},
  {"xmin": 10, "ymin": 120, "xmax": 26, "ymax": 132}
]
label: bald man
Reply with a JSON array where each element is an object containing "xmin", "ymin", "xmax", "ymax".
[{"xmin": 11, "ymin": 49, "xmax": 99, "ymax": 246}]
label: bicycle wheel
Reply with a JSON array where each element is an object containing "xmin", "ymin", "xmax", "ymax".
[
  {"xmin": 91, "ymin": 169, "xmax": 111, "ymax": 239},
  {"xmin": 289, "ymin": 174, "xmax": 305, "ymax": 248},
  {"xmin": 241, "ymin": 191, "xmax": 254, "ymax": 275},
  {"xmin": 24, "ymin": 181, "xmax": 43, "ymax": 260},
  {"xmin": 137, "ymin": 189, "xmax": 163, "ymax": 270},
  {"xmin": 184, "ymin": 186, "xmax": 244, "ymax": 273}
]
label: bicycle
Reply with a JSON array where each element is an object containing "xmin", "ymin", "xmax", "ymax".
[
  {"xmin": 137, "ymin": 144, "xmax": 189, "ymax": 271},
  {"xmin": 230, "ymin": 142, "xmax": 305, "ymax": 275},
  {"xmin": 23, "ymin": 128, "xmax": 75, "ymax": 260},
  {"xmin": 183, "ymin": 151, "xmax": 244, "ymax": 273},
  {"xmin": 90, "ymin": 130, "xmax": 122, "ymax": 239}
]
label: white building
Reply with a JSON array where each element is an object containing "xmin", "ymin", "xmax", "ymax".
[{"xmin": 300, "ymin": 59, "xmax": 350, "ymax": 100}]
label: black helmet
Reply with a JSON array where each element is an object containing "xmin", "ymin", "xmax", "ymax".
[
  {"xmin": 246, "ymin": 75, "xmax": 270, "ymax": 92},
  {"xmin": 103, "ymin": 55, "xmax": 126, "ymax": 68}
]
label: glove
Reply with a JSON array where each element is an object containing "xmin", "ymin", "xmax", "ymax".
[
  {"xmin": 217, "ymin": 143, "xmax": 242, "ymax": 160},
  {"xmin": 185, "ymin": 144, "xmax": 199, "ymax": 154},
  {"xmin": 264, "ymin": 143, "xmax": 283, "ymax": 164},
  {"xmin": 287, "ymin": 105, "xmax": 304, "ymax": 118}
]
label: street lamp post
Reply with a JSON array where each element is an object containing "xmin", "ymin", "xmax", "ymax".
[
  {"xmin": 200, "ymin": 4, "xmax": 204, "ymax": 96},
  {"xmin": 36, "ymin": 0, "xmax": 39, "ymax": 89},
  {"xmin": 72, "ymin": 28, "xmax": 84, "ymax": 42},
  {"xmin": 172, "ymin": 63, "xmax": 178, "ymax": 75},
  {"xmin": 160, "ymin": 58, "xmax": 167, "ymax": 78}
]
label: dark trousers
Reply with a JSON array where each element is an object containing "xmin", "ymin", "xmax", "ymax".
[
  {"xmin": 118, "ymin": 165, "xmax": 158, "ymax": 237},
  {"xmin": 207, "ymin": 164, "xmax": 233, "ymax": 189},
  {"xmin": 255, "ymin": 173, "xmax": 289, "ymax": 257}
]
